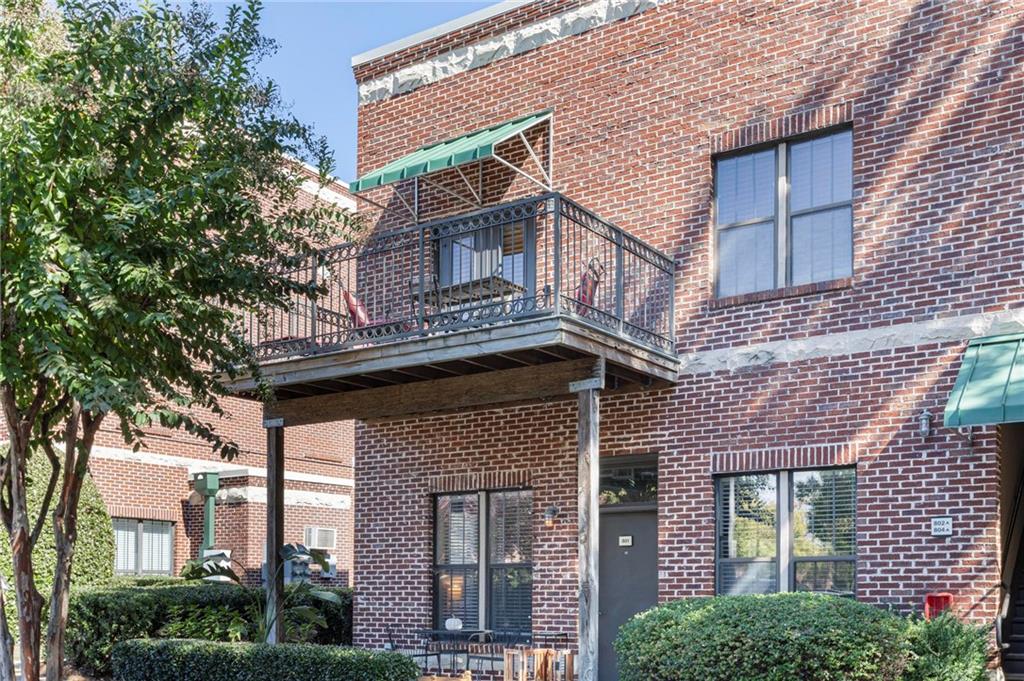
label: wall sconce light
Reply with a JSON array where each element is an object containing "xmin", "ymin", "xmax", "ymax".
[
  {"xmin": 917, "ymin": 409, "xmax": 933, "ymax": 438},
  {"xmin": 543, "ymin": 505, "xmax": 560, "ymax": 527}
]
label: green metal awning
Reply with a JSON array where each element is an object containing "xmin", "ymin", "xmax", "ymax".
[
  {"xmin": 944, "ymin": 333, "xmax": 1024, "ymax": 427},
  {"xmin": 349, "ymin": 110, "xmax": 551, "ymax": 193}
]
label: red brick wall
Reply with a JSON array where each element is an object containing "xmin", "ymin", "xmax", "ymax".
[
  {"xmin": 350, "ymin": 0, "xmax": 1022, "ymax": 648},
  {"xmin": 85, "ymin": 395, "xmax": 355, "ymax": 584}
]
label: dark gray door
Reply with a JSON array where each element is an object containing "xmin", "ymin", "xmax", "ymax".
[{"xmin": 598, "ymin": 509, "xmax": 657, "ymax": 681}]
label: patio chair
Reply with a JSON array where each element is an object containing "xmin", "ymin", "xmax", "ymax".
[
  {"xmin": 341, "ymin": 288, "xmax": 416, "ymax": 344},
  {"xmin": 574, "ymin": 257, "xmax": 605, "ymax": 316},
  {"xmin": 386, "ymin": 625, "xmax": 443, "ymax": 674}
]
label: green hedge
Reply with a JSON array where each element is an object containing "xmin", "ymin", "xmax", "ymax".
[
  {"xmin": 615, "ymin": 594, "xmax": 911, "ymax": 681},
  {"xmin": 67, "ymin": 582, "xmax": 352, "ymax": 677},
  {"xmin": 112, "ymin": 639, "xmax": 419, "ymax": 681},
  {"xmin": 0, "ymin": 447, "xmax": 114, "ymax": 626},
  {"xmin": 904, "ymin": 612, "xmax": 989, "ymax": 681}
]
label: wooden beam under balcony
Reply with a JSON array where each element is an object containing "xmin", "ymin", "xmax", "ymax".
[{"xmin": 263, "ymin": 357, "xmax": 604, "ymax": 425}]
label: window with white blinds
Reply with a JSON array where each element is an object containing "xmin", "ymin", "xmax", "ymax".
[
  {"xmin": 488, "ymin": 490, "xmax": 533, "ymax": 633},
  {"xmin": 792, "ymin": 468, "xmax": 856, "ymax": 595},
  {"xmin": 113, "ymin": 518, "xmax": 174, "ymax": 576},
  {"xmin": 714, "ymin": 128, "xmax": 853, "ymax": 297},
  {"xmin": 716, "ymin": 467, "xmax": 856, "ymax": 596},
  {"xmin": 113, "ymin": 518, "xmax": 137, "ymax": 574},
  {"xmin": 434, "ymin": 489, "xmax": 533, "ymax": 633},
  {"xmin": 716, "ymin": 474, "xmax": 778, "ymax": 595},
  {"xmin": 435, "ymin": 494, "xmax": 481, "ymax": 630}
]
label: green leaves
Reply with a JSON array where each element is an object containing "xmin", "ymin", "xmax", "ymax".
[
  {"xmin": 615, "ymin": 594, "xmax": 914, "ymax": 681},
  {"xmin": 1, "ymin": 0, "xmax": 357, "ymax": 459}
]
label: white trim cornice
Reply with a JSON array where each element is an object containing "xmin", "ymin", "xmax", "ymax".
[
  {"xmin": 351, "ymin": 0, "xmax": 533, "ymax": 67},
  {"xmin": 356, "ymin": 0, "xmax": 664, "ymax": 104},
  {"xmin": 89, "ymin": 445, "xmax": 354, "ymax": 488},
  {"xmin": 678, "ymin": 308, "xmax": 1024, "ymax": 375}
]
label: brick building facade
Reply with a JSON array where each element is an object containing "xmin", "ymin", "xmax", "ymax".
[{"xmin": 339, "ymin": 0, "xmax": 1024, "ymax": 676}]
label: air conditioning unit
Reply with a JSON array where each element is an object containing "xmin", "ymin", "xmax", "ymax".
[{"xmin": 304, "ymin": 526, "xmax": 336, "ymax": 550}]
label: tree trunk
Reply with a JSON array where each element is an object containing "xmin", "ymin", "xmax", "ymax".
[
  {"xmin": 44, "ymin": 411, "xmax": 99, "ymax": 681},
  {"xmin": 44, "ymin": 516, "xmax": 75, "ymax": 681},
  {"xmin": 12, "ymin": 524, "xmax": 44, "ymax": 681},
  {"xmin": 0, "ymin": 586, "xmax": 16, "ymax": 681},
  {"xmin": 7, "ymin": 437, "xmax": 43, "ymax": 681}
]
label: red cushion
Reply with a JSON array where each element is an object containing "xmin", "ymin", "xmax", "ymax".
[
  {"xmin": 578, "ymin": 272, "xmax": 599, "ymax": 307},
  {"xmin": 343, "ymin": 290, "xmax": 370, "ymax": 328},
  {"xmin": 576, "ymin": 272, "xmax": 602, "ymax": 316}
]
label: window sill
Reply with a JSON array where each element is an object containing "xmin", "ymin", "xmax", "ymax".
[{"xmin": 710, "ymin": 277, "xmax": 852, "ymax": 310}]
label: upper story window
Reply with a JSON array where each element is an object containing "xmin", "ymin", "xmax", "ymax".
[{"xmin": 714, "ymin": 128, "xmax": 853, "ymax": 298}]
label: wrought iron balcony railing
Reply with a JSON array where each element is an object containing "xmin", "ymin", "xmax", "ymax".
[{"xmin": 246, "ymin": 193, "xmax": 676, "ymax": 362}]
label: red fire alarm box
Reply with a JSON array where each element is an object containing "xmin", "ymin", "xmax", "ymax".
[{"xmin": 924, "ymin": 592, "xmax": 954, "ymax": 620}]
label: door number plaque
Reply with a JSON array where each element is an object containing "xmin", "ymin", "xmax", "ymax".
[{"xmin": 618, "ymin": 535, "xmax": 634, "ymax": 547}]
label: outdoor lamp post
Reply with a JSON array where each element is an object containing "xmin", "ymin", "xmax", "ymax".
[{"xmin": 193, "ymin": 471, "xmax": 220, "ymax": 554}]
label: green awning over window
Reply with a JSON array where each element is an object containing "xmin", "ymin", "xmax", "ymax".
[
  {"xmin": 348, "ymin": 110, "xmax": 551, "ymax": 193},
  {"xmin": 944, "ymin": 333, "xmax": 1024, "ymax": 427}
]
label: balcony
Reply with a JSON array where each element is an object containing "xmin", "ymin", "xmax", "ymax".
[{"xmin": 230, "ymin": 193, "xmax": 677, "ymax": 418}]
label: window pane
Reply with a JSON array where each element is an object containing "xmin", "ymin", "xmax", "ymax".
[
  {"xmin": 490, "ymin": 567, "xmax": 532, "ymax": 632},
  {"xmin": 790, "ymin": 206, "xmax": 852, "ymax": 285},
  {"xmin": 436, "ymin": 568, "xmax": 479, "ymax": 629},
  {"xmin": 489, "ymin": 490, "xmax": 533, "ymax": 634},
  {"xmin": 794, "ymin": 560, "xmax": 855, "ymax": 595},
  {"xmin": 600, "ymin": 461, "xmax": 657, "ymax": 506},
  {"xmin": 793, "ymin": 468, "xmax": 856, "ymax": 558},
  {"xmin": 141, "ymin": 520, "xmax": 173, "ymax": 575},
  {"xmin": 113, "ymin": 519, "xmax": 137, "ymax": 575},
  {"xmin": 716, "ymin": 149, "xmax": 775, "ymax": 225},
  {"xmin": 489, "ymin": 490, "xmax": 533, "ymax": 564},
  {"xmin": 719, "ymin": 561, "xmax": 777, "ymax": 595},
  {"xmin": 436, "ymin": 494, "xmax": 479, "ymax": 565},
  {"xmin": 717, "ymin": 221, "xmax": 774, "ymax": 297},
  {"xmin": 790, "ymin": 130, "xmax": 852, "ymax": 212},
  {"xmin": 718, "ymin": 474, "xmax": 777, "ymax": 560}
]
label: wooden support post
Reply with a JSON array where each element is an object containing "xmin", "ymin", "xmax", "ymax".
[
  {"xmin": 572, "ymin": 358, "xmax": 603, "ymax": 681},
  {"xmin": 264, "ymin": 419, "xmax": 285, "ymax": 644}
]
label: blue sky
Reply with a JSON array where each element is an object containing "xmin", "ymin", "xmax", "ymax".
[{"xmin": 235, "ymin": 2, "xmax": 497, "ymax": 181}]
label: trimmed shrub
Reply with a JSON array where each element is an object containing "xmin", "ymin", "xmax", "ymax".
[
  {"xmin": 615, "ymin": 594, "xmax": 911, "ymax": 681},
  {"xmin": 904, "ymin": 612, "xmax": 989, "ymax": 681},
  {"xmin": 67, "ymin": 582, "xmax": 352, "ymax": 676},
  {"xmin": 0, "ymin": 446, "xmax": 114, "ymax": 627},
  {"xmin": 112, "ymin": 639, "xmax": 420, "ymax": 681}
]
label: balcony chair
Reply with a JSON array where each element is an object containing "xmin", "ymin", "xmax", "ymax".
[
  {"xmin": 342, "ymin": 289, "xmax": 417, "ymax": 345},
  {"xmin": 574, "ymin": 257, "xmax": 606, "ymax": 316}
]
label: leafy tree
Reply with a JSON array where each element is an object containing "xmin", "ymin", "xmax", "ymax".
[{"xmin": 0, "ymin": 1, "xmax": 354, "ymax": 679}]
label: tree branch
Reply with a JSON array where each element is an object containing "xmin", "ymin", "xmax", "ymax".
[
  {"xmin": 29, "ymin": 392, "xmax": 72, "ymax": 548},
  {"xmin": 0, "ymin": 452, "xmax": 11, "ymax": 535},
  {"xmin": 30, "ymin": 442, "xmax": 60, "ymax": 549}
]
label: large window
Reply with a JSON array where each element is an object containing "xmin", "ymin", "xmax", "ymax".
[
  {"xmin": 113, "ymin": 518, "xmax": 174, "ymax": 576},
  {"xmin": 434, "ymin": 489, "xmax": 533, "ymax": 633},
  {"xmin": 715, "ymin": 468, "xmax": 855, "ymax": 596},
  {"xmin": 715, "ymin": 128, "xmax": 853, "ymax": 297}
]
